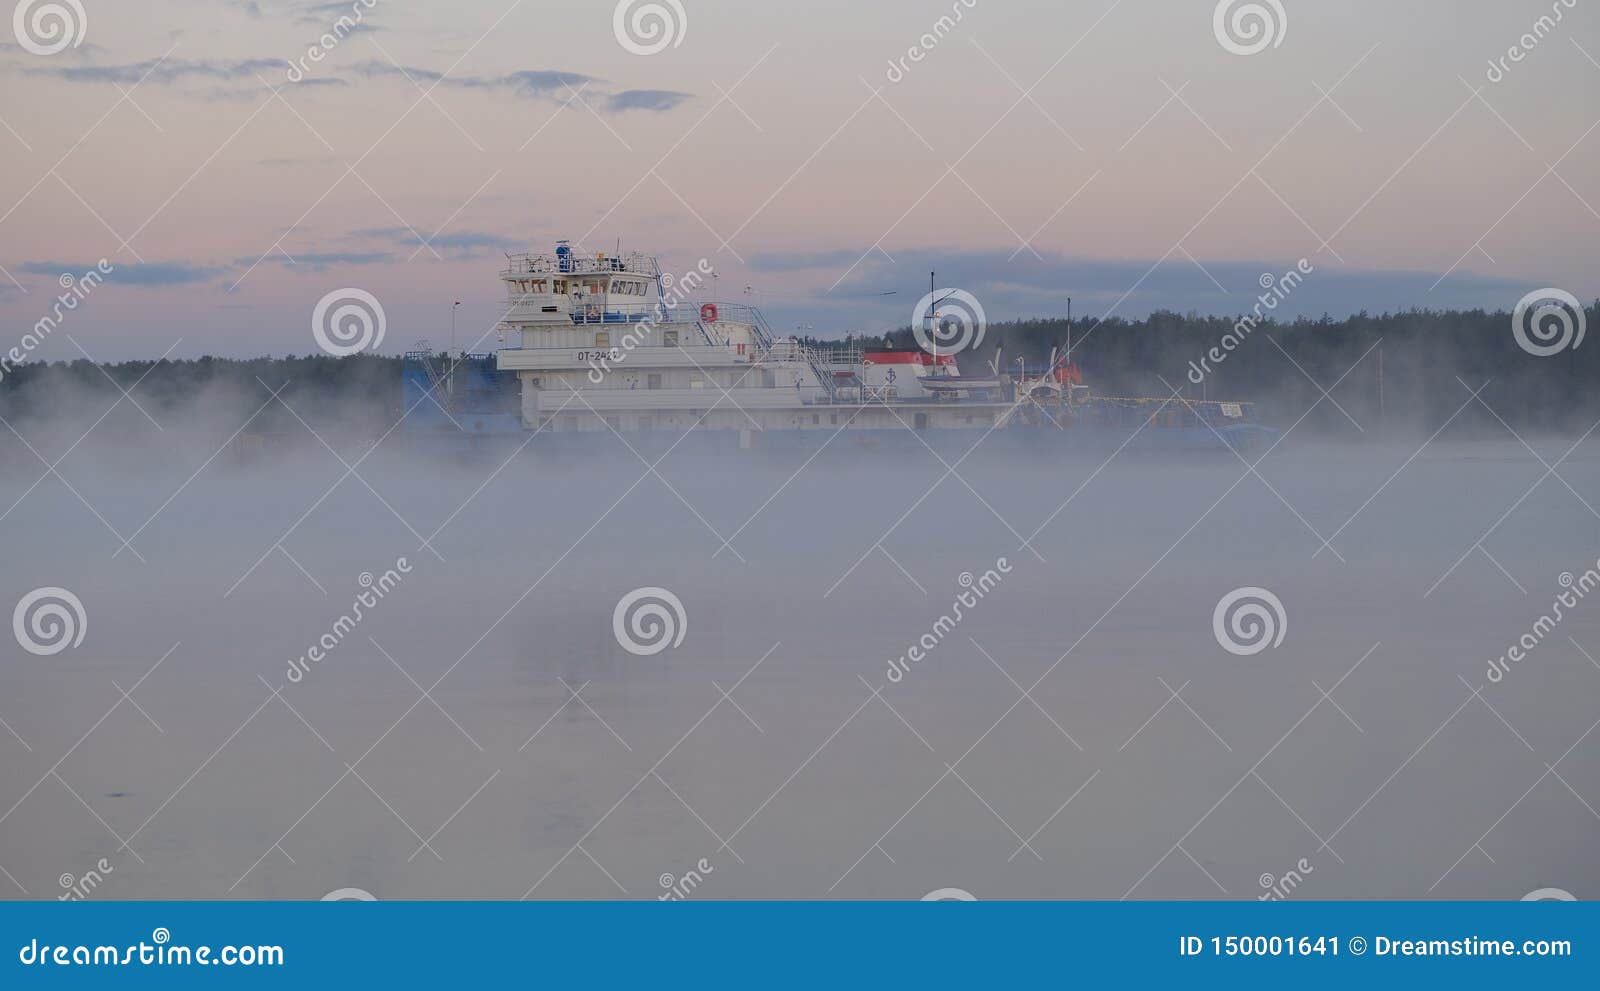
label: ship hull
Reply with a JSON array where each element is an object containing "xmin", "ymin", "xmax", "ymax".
[{"xmin": 400, "ymin": 420, "xmax": 1277, "ymax": 458}]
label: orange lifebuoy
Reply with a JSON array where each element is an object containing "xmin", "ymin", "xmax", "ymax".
[{"xmin": 700, "ymin": 303, "xmax": 718, "ymax": 322}]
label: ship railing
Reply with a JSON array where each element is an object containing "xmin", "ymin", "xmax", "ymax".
[
  {"xmin": 500, "ymin": 251, "xmax": 655, "ymax": 278},
  {"xmin": 699, "ymin": 302, "xmax": 774, "ymax": 350},
  {"xmin": 499, "ymin": 253, "xmax": 552, "ymax": 277},
  {"xmin": 808, "ymin": 344, "xmax": 864, "ymax": 366},
  {"xmin": 561, "ymin": 252, "xmax": 653, "ymax": 274},
  {"xmin": 759, "ymin": 338, "xmax": 804, "ymax": 361}
]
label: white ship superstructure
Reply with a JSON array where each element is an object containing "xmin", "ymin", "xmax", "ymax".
[
  {"xmin": 444, "ymin": 240, "xmax": 1278, "ymax": 454},
  {"xmin": 493, "ymin": 242, "xmax": 1005, "ymax": 441}
]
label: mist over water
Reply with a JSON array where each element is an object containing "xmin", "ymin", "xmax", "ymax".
[{"xmin": 3, "ymin": 403, "xmax": 1598, "ymax": 902}]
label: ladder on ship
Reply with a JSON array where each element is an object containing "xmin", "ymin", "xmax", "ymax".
[
  {"xmin": 412, "ymin": 351, "xmax": 445, "ymax": 396},
  {"xmin": 743, "ymin": 307, "xmax": 838, "ymax": 403},
  {"xmin": 690, "ymin": 302, "xmax": 838, "ymax": 403}
]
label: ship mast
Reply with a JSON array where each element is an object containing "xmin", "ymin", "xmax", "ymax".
[
  {"xmin": 1066, "ymin": 296, "xmax": 1072, "ymax": 365},
  {"xmin": 926, "ymin": 271, "xmax": 962, "ymax": 377}
]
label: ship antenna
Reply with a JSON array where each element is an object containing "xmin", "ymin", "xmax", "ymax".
[
  {"xmin": 926, "ymin": 273, "xmax": 964, "ymax": 377},
  {"xmin": 1066, "ymin": 296, "xmax": 1072, "ymax": 364}
]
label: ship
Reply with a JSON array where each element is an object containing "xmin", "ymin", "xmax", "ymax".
[{"xmin": 400, "ymin": 241, "xmax": 1278, "ymax": 455}]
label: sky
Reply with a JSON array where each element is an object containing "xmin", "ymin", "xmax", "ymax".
[{"xmin": 0, "ymin": 0, "xmax": 1595, "ymax": 359}]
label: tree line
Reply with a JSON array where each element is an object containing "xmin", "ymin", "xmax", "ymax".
[
  {"xmin": 827, "ymin": 303, "xmax": 1600, "ymax": 436},
  {"xmin": 1, "ymin": 304, "xmax": 1595, "ymax": 438}
]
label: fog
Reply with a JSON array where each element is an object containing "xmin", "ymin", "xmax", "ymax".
[{"xmin": 2, "ymin": 399, "xmax": 1598, "ymax": 901}]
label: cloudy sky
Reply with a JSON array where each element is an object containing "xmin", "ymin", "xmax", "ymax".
[{"xmin": 0, "ymin": 0, "xmax": 1595, "ymax": 358}]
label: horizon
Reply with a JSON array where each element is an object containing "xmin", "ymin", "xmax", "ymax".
[{"xmin": 13, "ymin": 297, "xmax": 1600, "ymax": 369}]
